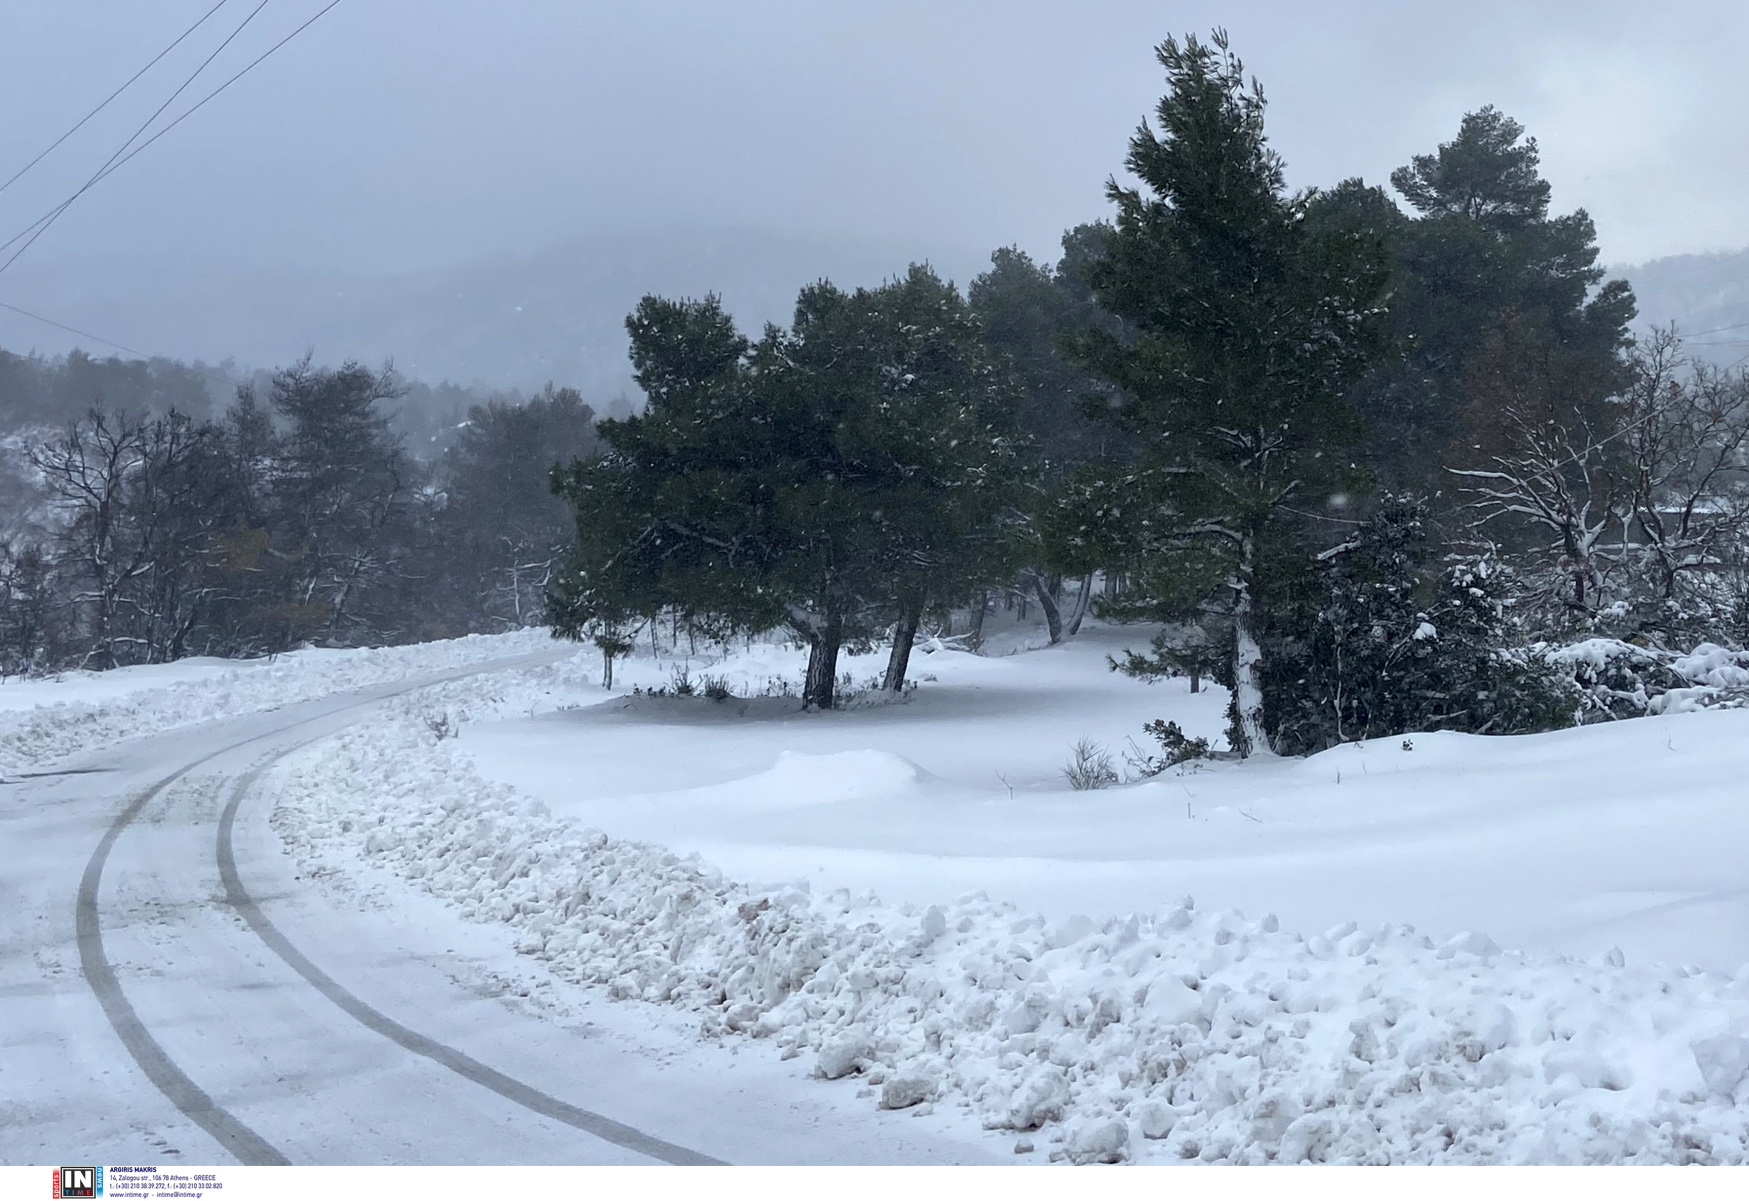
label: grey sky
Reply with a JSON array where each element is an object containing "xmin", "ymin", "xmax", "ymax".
[{"xmin": 1, "ymin": 2, "xmax": 1745, "ymax": 294}]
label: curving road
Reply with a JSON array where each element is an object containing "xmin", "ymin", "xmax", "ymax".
[{"xmin": 1, "ymin": 653, "xmax": 996, "ymax": 1165}]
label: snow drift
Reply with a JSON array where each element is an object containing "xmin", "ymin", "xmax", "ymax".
[{"xmin": 272, "ymin": 669, "xmax": 1749, "ymax": 1165}]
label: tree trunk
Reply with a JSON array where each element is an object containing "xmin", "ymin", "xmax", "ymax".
[
  {"xmin": 1065, "ymin": 575, "xmax": 1093, "ymax": 637},
  {"xmin": 802, "ymin": 613, "xmax": 843, "ymax": 710},
  {"xmin": 602, "ymin": 647, "xmax": 615, "ymax": 689},
  {"xmin": 967, "ymin": 589, "xmax": 988, "ymax": 652},
  {"xmin": 883, "ymin": 601, "xmax": 923, "ymax": 692},
  {"xmin": 1030, "ymin": 571, "xmax": 1062, "ymax": 644},
  {"xmin": 1230, "ymin": 537, "xmax": 1273, "ymax": 757}
]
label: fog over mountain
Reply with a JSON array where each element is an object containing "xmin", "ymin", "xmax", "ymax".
[
  {"xmin": 1618, "ymin": 251, "xmax": 1749, "ymax": 368},
  {"xmin": 5, "ymin": 233, "xmax": 1746, "ymax": 414},
  {"xmin": 3, "ymin": 1, "xmax": 1749, "ymax": 405},
  {"xmin": 1, "ymin": 227, "xmax": 988, "ymax": 402}
]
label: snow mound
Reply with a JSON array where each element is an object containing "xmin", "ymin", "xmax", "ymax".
[
  {"xmin": 697, "ymin": 750, "xmax": 934, "ymax": 809},
  {"xmin": 273, "ymin": 672, "xmax": 1749, "ymax": 1165}
]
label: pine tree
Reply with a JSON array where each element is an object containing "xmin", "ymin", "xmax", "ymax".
[
  {"xmin": 1338, "ymin": 107, "xmax": 1636, "ymax": 492},
  {"xmin": 550, "ymin": 272, "xmax": 1024, "ymax": 707},
  {"xmin": 1068, "ymin": 30, "xmax": 1391, "ymax": 755}
]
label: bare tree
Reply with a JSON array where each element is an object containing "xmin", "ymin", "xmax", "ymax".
[
  {"xmin": 1614, "ymin": 329, "xmax": 1749, "ymax": 640},
  {"xmin": 29, "ymin": 409, "xmax": 151, "ymax": 667},
  {"xmin": 1449, "ymin": 320, "xmax": 1627, "ymax": 629},
  {"xmin": 1454, "ymin": 326, "xmax": 1749, "ymax": 643},
  {"xmin": 28, "ymin": 408, "xmax": 238, "ymax": 667}
]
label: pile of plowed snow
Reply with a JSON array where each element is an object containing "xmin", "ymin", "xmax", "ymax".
[{"xmin": 272, "ymin": 670, "xmax": 1749, "ymax": 1165}]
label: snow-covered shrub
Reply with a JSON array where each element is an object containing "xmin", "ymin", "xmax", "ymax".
[
  {"xmin": 1538, "ymin": 639, "xmax": 1749, "ymax": 719},
  {"xmin": 1263, "ymin": 500, "xmax": 1578, "ymax": 754},
  {"xmin": 1541, "ymin": 639, "xmax": 1688, "ymax": 722}
]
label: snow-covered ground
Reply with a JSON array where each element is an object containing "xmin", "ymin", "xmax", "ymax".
[
  {"xmin": 450, "ymin": 625, "xmax": 1749, "ymax": 975},
  {"xmin": 7, "ymin": 620, "xmax": 1748, "ymax": 1163},
  {"xmin": 259, "ymin": 623, "xmax": 1749, "ymax": 1164},
  {"xmin": 0, "ymin": 629, "xmax": 556, "ymax": 779}
]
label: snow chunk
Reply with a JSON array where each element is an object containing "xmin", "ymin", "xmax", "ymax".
[
  {"xmin": 1436, "ymin": 931, "xmax": 1502, "ymax": 960},
  {"xmin": 1063, "ymin": 1118, "xmax": 1129, "ymax": 1165},
  {"xmin": 1140, "ymin": 976, "xmax": 1203, "ymax": 1028},
  {"xmin": 815, "ymin": 1035, "xmax": 871, "ymax": 1080},
  {"xmin": 879, "ymin": 1071, "xmax": 936, "ymax": 1110},
  {"xmin": 1691, "ymin": 1034, "xmax": 1749, "ymax": 1099},
  {"xmin": 1004, "ymin": 1067, "xmax": 1069, "ymax": 1131},
  {"xmin": 1134, "ymin": 1100, "xmax": 1178, "ymax": 1140}
]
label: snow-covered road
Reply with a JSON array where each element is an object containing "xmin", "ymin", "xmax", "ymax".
[{"xmin": 0, "ymin": 652, "xmax": 997, "ymax": 1165}]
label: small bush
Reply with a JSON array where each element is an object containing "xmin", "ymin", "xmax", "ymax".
[
  {"xmin": 1126, "ymin": 719, "xmax": 1212, "ymax": 777},
  {"xmin": 700, "ymin": 674, "xmax": 734, "ymax": 701},
  {"xmin": 669, "ymin": 664, "xmax": 696, "ymax": 696},
  {"xmin": 1062, "ymin": 737, "xmax": 1119, "ymax": 791}
]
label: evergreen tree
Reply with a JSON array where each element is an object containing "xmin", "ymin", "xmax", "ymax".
[
  {"xmin": 1068, "ymin": 31, "xmax": 1391, "ymax": 755},
  {"xmin": 549, "ymin": 295, "xmax": 766, "ymax": 683},
  {"xmin": 1262, "ymin": 498, "xmax": 1577, "ymax": 753},
  {"xmin": 853, "ymin": 266, "xmax": 1026, "ymax": 689},
  {"xmin": 1338, "ymin": 107, "xmax": 1636, "ymax": 491},
  {"xmin": 437, "ymin": 384, "xmax": 599, "ymax": 628},
  {"xmin": 551, "ymin": 269, "xmax": 1024, "ymax": 707},
  {"xmin": 266, "ymin": 357, "xmax": 417, "ymax": 644},
  {"xmin": 968, "ymin": 228, "xmax": 1123, "ymax": 480}
]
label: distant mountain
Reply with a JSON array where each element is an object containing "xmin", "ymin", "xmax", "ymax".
[
  {"xmin": 1617, "ymin": 250, "xmax": 1749, "ymax": 367},
  {"xmin": 8, "ymin": 231, "xmax": 1743, "ymax": 417},
  {"xmin": 0, "ymin": 226, "xmax": 993, "ymax": 403}
]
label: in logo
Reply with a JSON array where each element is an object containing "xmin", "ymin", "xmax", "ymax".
[{"xmin": 53, "ymin": 1166, "xmax": 101, "ymax": 1199}]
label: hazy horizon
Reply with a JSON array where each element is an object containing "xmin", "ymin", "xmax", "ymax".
[{"xmin": 3, "ymin": 2, "xmax": 1748, "ymax": 387}]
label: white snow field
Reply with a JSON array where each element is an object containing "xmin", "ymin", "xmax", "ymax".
[
  {"xmin": 268, "ymin": 624, "xmax": 1749, "ymax": 1164},
  {"xmin": 6, "ymin": 623, "xmax": 1749, "ymax": 1165}
]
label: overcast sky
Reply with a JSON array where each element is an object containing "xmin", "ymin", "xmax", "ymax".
[{"xmin": 0, "ymin": 0, "xmax": 1745, "ymax": 286}]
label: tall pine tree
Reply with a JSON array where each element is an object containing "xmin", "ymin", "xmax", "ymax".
[{"xmin": 1069, "ymin": 31, "xmax": 1391, "ymax": 755}]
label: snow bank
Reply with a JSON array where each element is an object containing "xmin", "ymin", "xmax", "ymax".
[
  {"xmin": 273, "ymin": 671, "xmax": 1749, "ymax": 1165},
  {"xmin": 0, "ymin": 628, "xmax": 559, "ymax": 778}
]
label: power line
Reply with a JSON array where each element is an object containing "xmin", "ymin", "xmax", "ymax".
[
  {"xmin": 0, "ymin": 0, "xmax": 344, "ymax": 360},
  {"xmin": 0, "ymin": 0, "xmax": 232, "ymax": 199},
  {"xmin": 0, "ymin": 0, "xmax": 274, "ymax": 281},
  {"xmin": 0, "ymin": 0, "xmax": 342, "ymax": 266},
  {"xmin": 0, "ymin": 299, "xmax": 148, "ymax": 357},
  {"xmin": 74, "ymin": 1, "xmax": 346, "ymax": 211},
  {"xmin": 1679, "ymin": 319, "xmax": 1749, "ymax": 338}
]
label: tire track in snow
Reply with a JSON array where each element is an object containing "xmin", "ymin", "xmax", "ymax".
[
  {"xmin": 77, "ymin": 648, "xmax": 716, "ymax": 1166},
  {"xmin": 215, "ymin": 755, "xmax": 725, "ymax": 1166},
  {"xmin": 77, "ymin": 751, "xmax": 293, "ymax": 1165}
]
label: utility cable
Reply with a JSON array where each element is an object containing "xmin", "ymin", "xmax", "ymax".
[
  {"xmin": 0, "ymin": 299, "xmax": 148, "ymax": 357},
  {"xmin": 0, "ymin": 0, "xmax": 231, "ymax": 198},
  {"xmin": 0, "ymin": 0, "xmax": 343, "ymax": 358},
  {"xmin": 0, "ymin": 0, "xmax": 341, "ymax": 264},
  {"xmin": 0, "ymin": 0, "xmax": 274, "ymax": 280}
]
